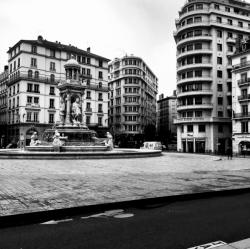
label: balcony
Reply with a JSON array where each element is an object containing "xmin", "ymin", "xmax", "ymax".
[
  {"xmin": 80, "ymin": 73, "xmax": 92, "ymax": 79},
  {"xmin": 25, "ymin": 103, "xmax": 40, "ymax": 109},
  {"xmin": 8, "ymin": 72, "xmax": 60, "ymax": 86},
  {"xmin": 175, "ymin": 21, "xmax": 210, "ymax": 34},
  {"xmin": 233, "ymin": 61, "xmax": 250, "ymax": 71},
  {"xmin": 177, "ymin": 49, "xmax": 212, "ymax": 60},
  {"xmin": 174, "ymin": 116, "xmax": 211, "ymax": 124},
  {"xmin": 177, "ymin": 103, "xmax": 213, "ymax": 111},
  {"xmin": 85, "ymin": 108, "xmax": 92, "ymax": 113},
  {"xmin": 226, "ymin": 37, "xmax": 236, "ymax": 44},
  {"xmin": 238, "ymin": 78, "xmax": 250, "ymax": 87},
  {"xmin": 177, "ymin": 62, "xmax": 212, "ymax": 73},
  {"xmin": 177, "ymin": 76, "xmax": 212, "ymax": 85},
  {"xmin": 177, "ymin": 34, "xmax": 212, "ymax": 48},
  {"xmin": 177, "ymin": 89, "xmax": 213, "ymax": 97},
  {"xmin": 238, "ymin": 94, "xmax": 250, "ymax": 102},
  {"xmin": 234, "ymin": 113, "xmax": 250, "ymax": 119}
]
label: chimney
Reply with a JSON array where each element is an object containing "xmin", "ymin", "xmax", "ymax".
[
  {"xmin": 87, "ymin": 47, "xmax": 91, "ymax": 53},
  {"xmin": 37, "ymin": 35, "xmax": 43, "ymax": 41}
]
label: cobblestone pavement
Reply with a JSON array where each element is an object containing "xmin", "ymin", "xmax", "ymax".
[{"xmin": 0, "ymin": 152, "xmax": 250, "ymax": 216}]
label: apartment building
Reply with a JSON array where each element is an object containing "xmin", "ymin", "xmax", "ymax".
[
  {"xmin": 174, "ymin": 0, "xmax": 250, "ymax": 154},
  {"xmin": 108, "ymin": 55, "xmax": 158, "ymax": 147},
  {"xmin": 6, "ymin": 35, "xmax": 109, "ymax": 145},
  {"xmin": 232, "ymin": 39, "xmax": 250, "ymax": 155},
  {"xmin": 157, "ymin": 92, "xmax": 177, "ymax": 146}
]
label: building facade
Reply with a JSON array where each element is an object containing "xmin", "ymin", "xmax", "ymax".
[
  {"xmin": 5, "ymin": 36, "xmax": 109, "ymax": 145},
  {"xmin": 157, "ymin": 92, "xmax": 177, "ymax": 146},
  {"xmin": 108, "ymin": 55, "xmax": 158, "ymax": 147},
  {"xmin": 174, "ymin": 0, "xmax": 250, "ymax": 154},
  {"xmin": 0, "ymin": 66, "xmax": 8, "ymax": 147},
  {"xmin": 232, "ymin": 39, "xmax": 250, "ymax": 155}
]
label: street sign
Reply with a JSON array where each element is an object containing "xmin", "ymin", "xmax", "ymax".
[{"xmin": 187, "ymin": 241, "xmax": 227, "ymax": 249}]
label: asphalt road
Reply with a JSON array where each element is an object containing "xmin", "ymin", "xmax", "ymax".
[{"xmin": 1, "ymin": 193, "xmax": 250, "ymax": 249}]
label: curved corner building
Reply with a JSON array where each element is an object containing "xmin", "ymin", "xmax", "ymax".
[
  {"xmin": 108, "ymin": 56, "xmax": 158, "ymax": 147},
  {"xmin": 174, "ymin": 0, "xmax": 250, "ymax": 154}
]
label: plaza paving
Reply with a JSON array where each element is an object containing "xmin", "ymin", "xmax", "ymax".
[{"xmin": 0, "ymin": 152, "xmax": 250, "ymax": 216}]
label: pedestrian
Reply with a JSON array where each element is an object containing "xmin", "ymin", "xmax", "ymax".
[{"xmin": 242, "ymin": 145, "xmax": 247, "ymax": 158}]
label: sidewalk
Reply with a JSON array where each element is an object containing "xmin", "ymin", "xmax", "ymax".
[{"xmin": 0, "ymin": 153, "xmax": 250, "ymax": 216}]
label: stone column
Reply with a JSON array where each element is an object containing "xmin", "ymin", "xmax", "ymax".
[{"xmin": 65, "ymin": 93, "xmax": 71, "ymax": 125}]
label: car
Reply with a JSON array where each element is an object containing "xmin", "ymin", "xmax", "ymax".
[{"xmin": 140, "ymin": 141, "xmax": 162, "ymax": 151}]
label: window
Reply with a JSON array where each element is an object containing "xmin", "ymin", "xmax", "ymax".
[
  {"xmin": 194, "ymin": 17, "xmax": 202, "ymax": 23},
  {"xmin": 98, "ymin": 117, "xmax": 102, "ymax": 126},
  {"xmin": 214, "ymin": 4, "xmax": 220, "ymax": 10},
  {"xmin": 242, "ymin": 105, "xmax": 248, "ymax": 115},
  {"xmin": 187, "ymin": 125, "xmax": 193, "ymax": 132},
  {"xmin": 86, "ymin": 102, "xmax": 91, "ymax": 110},
  {"xmin": 217, "ymin": 30, "xmax": 222, "ymax": 37},
  {"xmin": 217, "ymin": 70, "xmax": 223, "ymax": 78},
  {"xmin": 195, "ymin": 70, "xmax": 202, "ymax": 77},
  {"xmin": 98, "ymin": 104, "xmax": 103, "ymax": 112},
  {"xmin": 228, "ymin": 32, "xmax": 233, "ymax": 38},
  {"xmin": 34, "ymin": 84, "xmax": 39, "ymax": 93},
  {"xmin": 199, "ymin": 125, "xmax": 206, "ymax": 132},
  {"xmin": 49, "ymin": 99, "xmax": 54, "ymax": 108},
  {"xmin": 33, "ymin": 112, "xmax": 39, "ymax": 123},
  {"xmin": 49, "ymin": 113, "xmax": 54, "ymax": 124},
  {"xmin": 216, "ymin": 17, "xmax": 222, "ymax": 23},
  {"xmin": 187, "ymin": 18, "xmax": 193, "ymax": 24},
  {"xmin": 99, "ymin": 82, "xmax": 102, "ymax": 88},
  {"xmin": 50, "ymin": 74, "xmax": 55, "ymax": 82},
  {"xmin": 218, "ymin": 111, "xmax": 223, "ymax": 117},
  {"xmin": 194, "ymin": 43, "xmax": 202, "ymax": 50},
  {"xmin": 86, "ymin": 116, "xmax": 90, "ymax": 125},
  {"xmin": 238, "ymin": 21, "xmax": 243, "ymax": 28},
  {"xmin": 217, "ymin": 84, "xmax": 223, "ymax": 91},
  {"xmin": 49, "ymin": 87, "xmax": 55, "ymax": 95},
  {"xmin": 28, "ymin": 70, "xmax": 33, "ymax": 78},
  {"xmin": 188, "ymin": 5, "xmax": 194, "ymax": 11},
  {"xmin": 86, "ymin": 58, "xmax": 90, "ymax": 64},
  {"xmin": 86, "ymin": 91, "xmax": 91, "ymax": 99},
  {"xmin": 194, "ymin": 30, "xmax": 202, "ymax": 36},
  {"xmin": 34, "ymin": 71, "xmax": 39, "ymax": 79},
  {"xmin": 217, "ymin": 57, "xmax": 222, "ymax": 64},
  {"xmin": 181, "ymin": 125, "xmax": 184, "ymax": 133},
  {"xmin": 196, "ymin": 4, "xmax": 203, "ymax": 10},
  {"xmin": 27, "ymin": 96, "xmax": 32, "ymax": 104},
  {"xmin": 17, "ymin": 84, "xmax": 19, "ymax": 93},
  {"xmin": 195, "ymin": 56, "xmax": 202, "ymax": 64},
  {"xmin": 217, "ymin": 44, "xmax": 222, "ymax": 51},
  {"xmin": 18, "ymin": 58, "xmax": 20, "ymax": 68},
  {"xmin": 195, "ymin": 111, "xmax": 202, "ymax": 117},
  {"xmin": 31, "ymin": 58, "xmax": 37, "ymax": 67},
  {"xmin": 240, "ymin": 57, "xmax": 247, "ymax": 65},
  {"xmin": 50, "ymin": 62, "xmax": 56, "ymax": 71},
  {"xmin": 31, "ymin": 45, "xmax": 37, "ymax": 54},
  {"xmin": 34, "ymin": 97, "xmax": 39, "ymax": 104},
  {"xmin": 228, "ymin": 45, "xmax": 233, "ymax": 52},
  {"xmin": 227, "ymin": 19, "xmax": 232, "ymax": 25},
  {"xmin": 50, "ymin": 50, "xmax": 55, "ymax": 58},
  {"xmin": 241, "ymin": 121, "xmax": 249, "ymax": 133},
  {"xmin": 218, "ymin": 97, "xmax": 223, "ymax": 105},
  {"xmin": 99, "ymin": 60, "xmax": 103, "ymax": 67},
  {"xmin": 17, "ymin": 96, "xmax": 19, "ymax": 107},
  {"xmin": 27, "ymin": 112, "xmax": 32, "ymax": 122},
  {"xmin": 225, "ymin": 7, "xmax": 230, "ymax": 12},
  {"xmin": 87, "ymin": 69, "xmax": 91, "ymax": 75},
  {"xmin": 98, "ymin": 93, "xmax": 103, "ymax": 101},
  {"xmin": 218, "ymin": 125, "xmax": 223, "ymax": 133},
  {"xmin": 187, "ymin": 44, "xmax": 193, "ymax": 51},
  {"xmin": 27, "ymin": 83, "xmax": 33, "ymax": 92},
  {"xmin": 98, "ymin": 71, "xmax": 103, "ymax": 79}
]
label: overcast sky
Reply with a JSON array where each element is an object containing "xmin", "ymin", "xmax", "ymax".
[{"xmin": 0, "ymin": 0, "xmax": 199, "ymax": 96}]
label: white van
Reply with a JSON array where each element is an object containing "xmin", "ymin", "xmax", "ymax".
[{"xmin": 141, "ymin": 141, "xmax": 162, "ymax": 151}]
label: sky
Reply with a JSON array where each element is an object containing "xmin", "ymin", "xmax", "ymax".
[{"xmin": 0, "ymin": 0, "xmax": 189, "ymax": 96}]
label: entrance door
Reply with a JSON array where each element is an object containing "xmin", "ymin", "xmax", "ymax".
[
  {"xmin": 218, "ymin": 138, "xmax": 226, "ymax": 155},
  {"xmin": 187, "ymin": 141, "xmax": 194, "ymax": 153},
  {"xmin": 196, "ymin": 141, "xmax": 205, "ymax": 153},
  {"xmin": 182, "ymin": 141, "xmax": 186, "ymax": 152}
]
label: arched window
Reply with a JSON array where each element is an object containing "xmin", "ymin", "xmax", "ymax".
[
  {"xmin": 50, "ymin": 74, "xmax": 55, "ymax": 83},
  {"xmin": 28, "ymin": 70, "xmax": 33, "ymax": 78},
  {"xmin": 35, "ymin": 71, "xmax": 39, "ymax": 79}
]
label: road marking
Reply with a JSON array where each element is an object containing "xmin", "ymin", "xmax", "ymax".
[
  {"xmin": 40, "ymin": 218, "xmax": 73, "ymax": 225},
  {"xmin": 114, "ymin": 213, "xmax": 134, "ymax": 218},
  {"xmin": 187, "ymin": 241, "xmax": 227, "ymax": 249}
]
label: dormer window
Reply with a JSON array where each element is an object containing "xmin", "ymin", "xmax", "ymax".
[{"xmin": 32, "ymin": 45, "xmax": 37, "ymax": 54}]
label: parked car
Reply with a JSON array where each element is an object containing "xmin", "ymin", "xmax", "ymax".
[{"xmin": 140, "ymin": 141, "xmax": 162, "ymax": 151}]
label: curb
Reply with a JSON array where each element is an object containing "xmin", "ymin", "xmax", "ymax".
[{"xmin": 1, "ymin": 187, "xmax": 250, "ymax": 228}]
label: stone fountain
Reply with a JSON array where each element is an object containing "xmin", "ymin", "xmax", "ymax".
[{"xmin": 26, "ymin": 57, "xmax": 110, "ymax": 152}]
